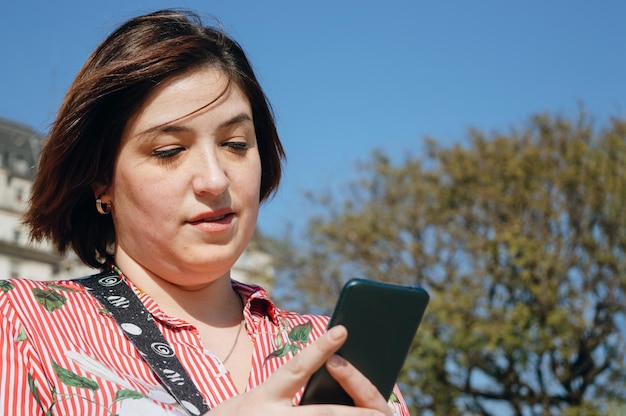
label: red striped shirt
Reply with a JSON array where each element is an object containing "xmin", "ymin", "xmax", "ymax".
[{"xmin": 0, "ymin": 276, "xmax": 409, "ymax": 415}]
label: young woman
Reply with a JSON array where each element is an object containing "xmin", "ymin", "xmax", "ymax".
[{"xmin": 0, "ymin": 9, "xmax": 409, "ymax": 415}]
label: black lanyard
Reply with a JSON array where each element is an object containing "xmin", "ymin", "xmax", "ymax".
[{"xmin": 77, "ymin": 271, "xmax": 211, "ymax": 415}]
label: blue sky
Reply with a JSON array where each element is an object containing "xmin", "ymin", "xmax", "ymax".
[{"xmin": 1, "ymin": 1, "xmax": 624, "ymax": 237}]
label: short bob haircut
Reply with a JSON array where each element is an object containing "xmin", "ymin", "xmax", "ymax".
[{"xmin": 23, "ymin": 9, "xmax": 285, "ymax": 269}]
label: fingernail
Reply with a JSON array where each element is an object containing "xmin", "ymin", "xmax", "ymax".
[
  {"xmin": 328, "ymin": 354, "xmax": 345, "ymax": 368},
  {"xmin": 327, "ymin": 325, "xmax": 346, "ymax": 340}
]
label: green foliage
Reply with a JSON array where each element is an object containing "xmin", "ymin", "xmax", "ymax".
[
  {"xmin": 52, "ymin": 361, "xmax": 100, "ymax": 391},
  {"xmin": 264, "ymin": 321, "xmax": 313, "ymax": 363},
  {"xmin": 114, "ymin": 389, "xmax": 146, "ymax": 401},
  {"xmin": 0, "ymin": 279, "xmax": 15, "ymax": 292},
  {"xmin": 32, "ymin": 288, "xmax": 67, "ymax": 313},
  {"xmin": 273, "ymin": 110, "xmax": 626, "ymax": 415}
]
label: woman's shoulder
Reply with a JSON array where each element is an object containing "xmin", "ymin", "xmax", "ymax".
[
  {"xmin": 0, "ymin": 277, "xmax": 93, "ymax": 318},
  {"xmin": 1, "ymin": 277, "xmax": 87, "ymax": 295}
]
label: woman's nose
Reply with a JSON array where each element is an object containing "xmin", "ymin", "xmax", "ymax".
[{"xmin": 191, "ymin": 149, "xmax": 230, "ymax": 196}]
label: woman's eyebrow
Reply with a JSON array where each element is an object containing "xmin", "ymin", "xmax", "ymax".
[
  {"xmin": 215, "ymin": 113, "xmax": 254, "ymax": 131},
  {"xmin": 137, "ymin": 113, "xmax": 253, "ymax": 140},
  {"xmin": 136, "ymin": 124, "xmax": 189, "ymax": 140}
]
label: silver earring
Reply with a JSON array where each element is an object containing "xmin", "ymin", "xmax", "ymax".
[{"xmin": 96, "ymin": 198, "xmax": 112, "ymax": 215}]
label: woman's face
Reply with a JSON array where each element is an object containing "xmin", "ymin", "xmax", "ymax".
[{"xmin": 102, "ymin": 67, "xmax": 262, "ymax": 287}]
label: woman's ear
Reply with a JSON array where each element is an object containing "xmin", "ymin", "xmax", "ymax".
[{"xmin": 92, "ymin": 183, "xmax": 109, "ymax": 199}]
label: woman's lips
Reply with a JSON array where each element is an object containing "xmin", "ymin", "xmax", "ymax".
[
  {"xmin": 187, "ymin": 208, "xmax": 234, "ymax": 223},
  {"xmin": 187, "ymin": 211, "xmax": 235, "ymax": 232},
  {"xmin": 189, "ymin": 213, "xmax": 232, "ymax": 224}
]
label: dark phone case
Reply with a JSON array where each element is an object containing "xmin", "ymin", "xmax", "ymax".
[{"xmin": 299, "ymin": 278, "xmax": 429, "ymax": 406}]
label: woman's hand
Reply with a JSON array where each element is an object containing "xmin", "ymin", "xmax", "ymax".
[{"xmin": 207, "ymin": 325, "xmax": 392, "ymax": 416}]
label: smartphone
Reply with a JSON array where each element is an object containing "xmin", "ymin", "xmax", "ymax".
[{"xmin": 299, "ymin": 278, "xmax": 429, "ymax": 406}]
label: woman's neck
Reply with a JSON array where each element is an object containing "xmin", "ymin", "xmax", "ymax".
[{"xmin": 112, "ymin": 259, "xmax": 244, "ymax": 328}]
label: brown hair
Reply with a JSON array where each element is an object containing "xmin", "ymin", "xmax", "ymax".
[{"xmin": 23, "ymin": 9, "xmax": 285, "ymax": 268}]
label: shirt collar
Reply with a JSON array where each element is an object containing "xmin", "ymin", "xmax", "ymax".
[{"xmin": 104, "ymin": 263, "xmax": 280, "ymax": 328}]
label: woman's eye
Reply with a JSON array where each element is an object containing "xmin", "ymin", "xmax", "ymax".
[
  {"xmin": 152, "ymin": 147, "xmax": 184, "ymax": 159},
  {"xmin": 223, "ymin": 141, "xmax": 249, "ymax": 152}
]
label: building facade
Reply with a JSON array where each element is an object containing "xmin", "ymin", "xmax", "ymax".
[
  {"xmin": 0, "ymin": 116, "xmax": 93, "ymax": 280},
  {"xmin": 0, "ymin": 117, "xmax": 273, "ymax": 290}
]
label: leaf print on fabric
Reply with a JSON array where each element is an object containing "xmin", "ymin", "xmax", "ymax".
[
  {"xmin": 115, "ymin": 389, "xmax": 147, "ymax": 401},
  {"xmin": 389, "ymin": 391, "xmax": 399, "ymax": 403},
  {"xmin": 0, "ymin": 279, "xmax": 15, "ymax": 292},
  {"xmin": 264, "ymin": 320, "xmax": 313, "ymax": 364},
  {"xmin": 46, "ymin": 389, "xmax": 57, "ymax": 416},
  {"xmin": 32, "ymin": 288, "xmax": 67, "ymax": 313},
  {"xmin": 15, "ymin": 326, "xmax": 28, "ymax": 342},
  {"xmin": 66, "ymin": 350, "xmax": 182, "ymax": 411},
  {"xmin": 288, "ymin": 321, "xmax": 312, "ymax": 343},
  {"xmin": 275, "ymin": 332, "xmax": 284, "ymax": 349},
  {"xmin": 265, "ymin": 343, "xmax": 301, "ymax": 362},
  {"xmin": 66, "ymin": 351, "xmax": 133, "ymax": 390},
  {"xmin": 27, "ymin": 373, "xmax": 45, "ymax": 412},
  {"xmin": 52, "ymin": 361, "xmax": 100, "ymax": 391},
  {"xmin": 44, "ymin": 283, "xmax": 79, "ymax": 293}
]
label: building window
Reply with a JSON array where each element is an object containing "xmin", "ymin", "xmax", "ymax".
[
  {"xmin": 15, "ymin": 187, "xmax": 23, "ymax": 204},
  {"xmin": 9, "ymin": 259, "xmax": 21, "ymax": 279},
  {"xmin": 11, "ymin": 154, "xmax": 29, "ymax": 177}
]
